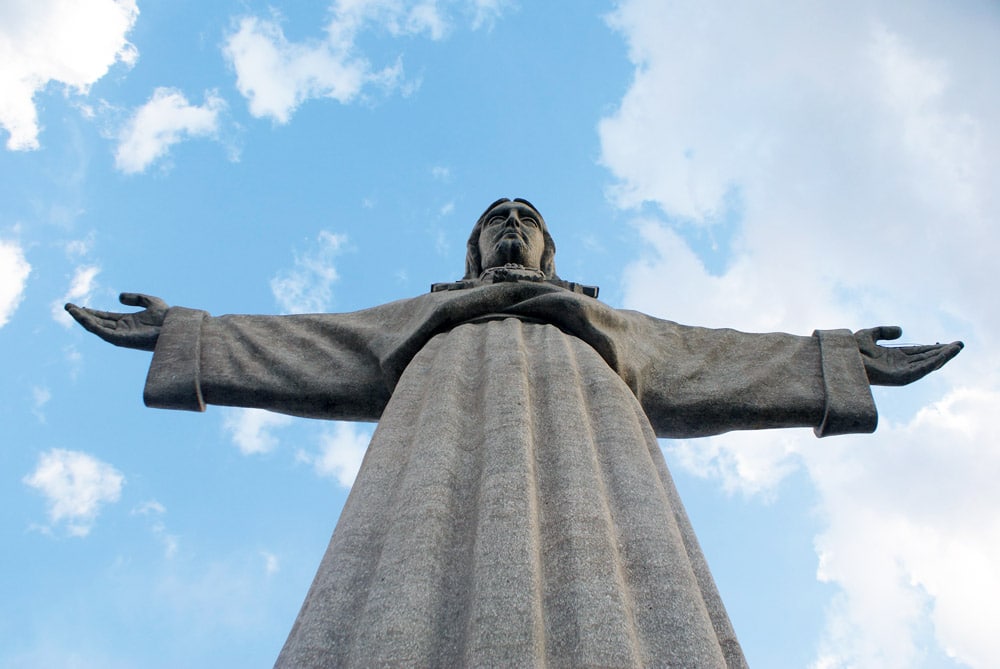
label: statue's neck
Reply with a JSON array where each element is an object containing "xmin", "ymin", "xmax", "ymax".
[
  {"xmin": 430, "ymin": 265, "xmax": 599, "ymax": 298},
  {"xmin": 479, "ymin": 264, "xmax": 546, "ymax": 283}
]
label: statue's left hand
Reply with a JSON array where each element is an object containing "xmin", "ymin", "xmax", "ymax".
[
  {"xmin": 855, "ymin": 326, "xmax": 963, "ymax": 386},
  {"xmin": 65, "ymin": 293, "xmax": 169, "ymax": 352}
]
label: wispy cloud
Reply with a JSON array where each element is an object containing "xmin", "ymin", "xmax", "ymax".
[
  {"xmin": 270, "ymin": 231, "xmax": 348, "ymax": 314},
  {"xmin": 0, "ymin": 0, "xmax": 138, "ymax": 150},
  {"xmin": 261, "ymin": 550, "xmax": 280, "ymax": 576},
  {"xmin": 115, "ymin": 87, "xmax": 226, "ymax": 174},
  {"xmin": 0, "ymin": 239, "xmax": 31, "ymax": 327},
  {"xmin": 131, "ymin": 499, "xmax": 178, "ymax": 558},
  {"xmin": 52, "ymin": 264, "xmax": 100, "ymax": 327},
  {"xmin": 32, "ymin": 386, "xmax": 51, "ymax": 422},
  {"xmin": 24, "ymin": 448, "xmax": 124, "ymax": 537}
]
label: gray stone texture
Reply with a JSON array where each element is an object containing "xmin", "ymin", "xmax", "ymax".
[
  {"xmin": 66, "ymin": 198, "xmax": 961, "ymax": 668},
  {"xmin": 142, "ymin": 281, "xmax": 877, "ymax": 668}
]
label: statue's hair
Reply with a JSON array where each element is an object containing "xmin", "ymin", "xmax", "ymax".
[{"xmin": 464, "ymin": 198, "xmax": 558, "ymax": 280}]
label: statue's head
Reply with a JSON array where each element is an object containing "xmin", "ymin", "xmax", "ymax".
[{"xmin": 464, "ymin": 198, "xmax": 557, "ymax": 280}]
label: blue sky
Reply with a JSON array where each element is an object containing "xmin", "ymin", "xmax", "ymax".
[{"xmin": 2, "ymin": 1, "xmax": 997, "ymax": 667}]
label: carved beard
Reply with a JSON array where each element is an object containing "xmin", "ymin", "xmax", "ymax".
[{"xmin": 488, "ymin": 237, "xmax": 531, "ymax": 268}]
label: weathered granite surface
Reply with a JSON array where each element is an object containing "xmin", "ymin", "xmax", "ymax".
[{"xmin": 66, "ymin": 197, "xmax": 963, "ymax": 668}]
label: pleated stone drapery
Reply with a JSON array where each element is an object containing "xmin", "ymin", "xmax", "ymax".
[
  {"xmin": 142, "ymin": 281, "xmax": 876, "ymax": 668},
  {"xmin": 275, "ymin": 318, "xmax": 744, "ymax": 667}
]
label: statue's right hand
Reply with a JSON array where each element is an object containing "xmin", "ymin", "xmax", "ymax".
[{"xmin": 65, "ymin": 293, "xmax": 169, "ymax": 351}]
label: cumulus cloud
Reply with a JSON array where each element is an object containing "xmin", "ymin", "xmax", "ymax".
[
  {"xmin": 806, "ymin": 387, "xmax": 1000, "ymax": 669},
  {"xmin": 115, "ymin": 88, "xmax": 226, "ymax": 174},
  {"xmin": 270, "ymin": 231, "xmax": 348, "ymax": 314},
  {"xmin": 299, "ymin": 422, "xmax": 373, "ymax": 488},
  {"xmin": 24, "ymin": 448, "xmax": 124, "ymax": 537},
  {"xmin": 601, "ymin": 1, "xmax": 998, "ymax": 666},
  {"xmin": 222, "ymin": 407, "xmax": 294, "ymax": 455},
  {"xmin": 51, "ymin": 264, "xmax": 99, "ymax": 327},
  {"xmin": 222, "ymin": 1, "xmax": 511, "ymax": 123},
  {"xmin": 223, "ymin": 14, "xmax": 397, "ymax": 124},
  {"xmin": 0, "ymin": 0, "xmax": 138, "ymax": 150},
  {"xmin": 0, "ymin": 239, "xmax": 30, "ymax": 327}
]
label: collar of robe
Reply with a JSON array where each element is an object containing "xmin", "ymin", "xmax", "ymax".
[{"xmin": 430, "ymin": 264, "xmax": 599, "ymax": 298}]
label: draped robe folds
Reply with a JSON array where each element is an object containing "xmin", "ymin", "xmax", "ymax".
[{"xmin": 142, "ymin": 281, "xmax": 877, "ymax": 668}]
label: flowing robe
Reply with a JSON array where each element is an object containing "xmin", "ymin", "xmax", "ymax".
[{"xmin": 143, "ymin": 281, "xmax": 876, "ymax": 668}]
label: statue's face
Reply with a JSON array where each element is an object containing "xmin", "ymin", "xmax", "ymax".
[{"xmin": 477, "ymin": 201, "xmax": 546, "ymax": 271}]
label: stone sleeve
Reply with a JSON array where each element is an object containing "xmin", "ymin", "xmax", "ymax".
[
  {"xmin": 812, "ymin": 328, "xmax": 877, "ymax": 437},
  {"xmin": 142, "ymin": 305, "xmax": 396, "ymax": 421},
  {"xmin": 619, "ymin": 311, "xmax": 879, "ymax": 439},
  {"xmin": 143, "ymin": 307, "xmax": 208, "ymax": 412}
]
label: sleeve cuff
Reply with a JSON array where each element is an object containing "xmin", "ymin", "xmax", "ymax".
[
  {"xmin": 813, "ymin": 328, "xmax": 878, "ymax": 437},
  {"xmin": 143, "ymin": 307, "xmax": 208, "ymax": 412}
]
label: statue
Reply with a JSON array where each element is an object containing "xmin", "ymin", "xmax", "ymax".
[{"xmin": 67, "ymin": 198, "xmax": 962, "ymax": 668}]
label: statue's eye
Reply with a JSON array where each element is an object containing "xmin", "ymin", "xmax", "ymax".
[
  {"xmin": 522, "ymin": 217, "xmax": 538, "ymax": 227},
  {"xmin": 487, "ymin": 216, "xmax": 505, "ymax": 226}
]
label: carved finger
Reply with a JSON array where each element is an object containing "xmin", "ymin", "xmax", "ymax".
[
  {"xmin": 81, "ymin": 308, "xmax": 128, "ymax": 323},
  {"xmin": 870, "ymin": 325, "xmax": 902, "ymax": 342},
  {"xmin": 896, "ymin": 348, "xmax": 951, "ymax": 364},
  {"xmin": 893, "ymin": 344, "xmax": 944, "ymax": 355},
  {"xmin": 120, "ymin": 292, "xmax": 166, "ymax": 310}
]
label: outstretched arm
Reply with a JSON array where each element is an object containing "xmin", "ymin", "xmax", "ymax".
[
  {"xmin": 65, "ymin": 293, "xmax": 168, "ymax": 352},
  {"xmin": 855, "ymin": 326, "xmax": 963, "ymax": 386}
]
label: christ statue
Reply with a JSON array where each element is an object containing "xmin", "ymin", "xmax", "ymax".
[{"xmin": 68, "ymin": 198, "xmax": 961, "ymax": 668}]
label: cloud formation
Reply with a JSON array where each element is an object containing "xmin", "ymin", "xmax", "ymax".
[
  {"xmin": 806, "ymin": 386, "xmax": 1000, "ymax": 669},
  {"xmin": 24, "ymin": 448, "xmax": 124, "ymax": 537},
  {"xmin": 300, "ymin": 422, "xmax": 373, "ymax": 488},
  {"xmin": 222, "ymin": 407, "xmax": 294, "ymax": 455},
  {"xmin": 0, "ymin": 0, "xmax": 138, "ymax": 150},
  {"xmin": 222, "ymin": 0, "xmax": 510, "ymax": 123},
  {"xmin": 271, "ymin": 231, "xmax": 348, "ymax": 314},
  {"xmin": 0, "ymin": 239, "xmax": 31, "ymax": 328},
  {"xmin": 115, "ymin": 88, "xmax": 225, "ymax": 174},
  {"xmin": 601, "ymin": 1, "xmax": 999, "ymax": 667},
  {"xmin": 51, "ymin": 264, "xmax": 99, "ymax": 327}
]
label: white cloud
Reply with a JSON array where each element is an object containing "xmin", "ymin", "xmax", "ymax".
[
  {"xmin": 806, "ymin": 386, "xmax": 1000, "ymax": 669},
  {"xmin": 468, "ymin": 0, "xmax": 509, "ymax": 30},
  {"xmin": 130, "ymin": 500, "xmax": 179, "ymax": 558},
  {"xmin": 222, "ymin": 15, "xmax": 399, "ymax": 124},
  {"xmin": 24, "ymin": 448, "xmax": 124, "ymax": 537},
  {"xmin": 0, "ymin": 239, "xmax": 31, "ymax": 327},
  {"xmin": 663, "ymin": 430, "xmax": 803, "ymax": 501},
  {"xmin": 222, "ymin": 1, "xmax": 511, "ymax": 123},
  {"xmin": 64, "ymin": 235, "xmax": 95, "ymax": 258},
  {"xmin": 0, "ymin": 0, "xmax": 138, "ymax": 150},
  {"xmin": 51, "ymin": 264, "xmax": 100, "ymax": 327},
  {"xmin": 261, "ymin": 550, "xmax": 280, "ymax": 575},
  {"xmin": 131, "ymin": 499, "xmax": 166, "ymax": 516},
  {"xmin": 222, "ymin": 407, "xmax": 294, "ymax": 455},
  {"xmin": 299, "ymin": 421, "xmax": 373, "ymax": 488},
  {"xmin": 32, "ymin": 386, "xmax": 51, "ymax": 422},
  {"xmin": 270, "ymin": 230, "xmax": 348, "ymax": 314},
  {"xmin": 115, "ymin": 88, "xmax": 225, "ymax": 174},
  {"xmin": 601, "ymin": 1, "xmax": 998, "ymax": 666}
]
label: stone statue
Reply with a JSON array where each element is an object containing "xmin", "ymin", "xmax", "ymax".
[{"xmin": 67, "ymin": 198, "xmax": 962, "ymax": 668}]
